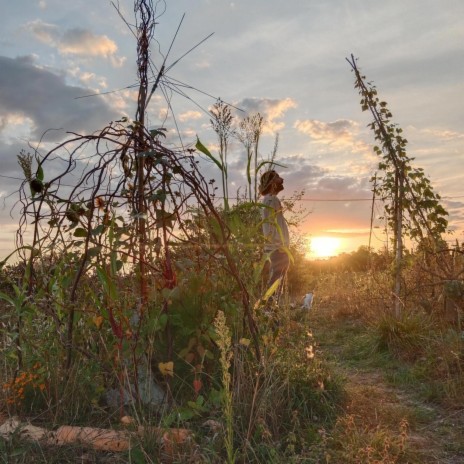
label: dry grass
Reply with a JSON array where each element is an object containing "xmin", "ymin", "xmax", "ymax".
[{"xmin": 309, "ymin": 269, "xmax": 464, "ymax": 463}]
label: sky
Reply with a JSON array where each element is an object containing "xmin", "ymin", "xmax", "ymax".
[{"xmin": 0, "ymin": 0, "xmax": 463, "ymax": 260}]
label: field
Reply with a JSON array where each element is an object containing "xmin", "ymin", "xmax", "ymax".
[{"xmin": 1, "ymin": 250, "xmax": 463, "ymax": 463}]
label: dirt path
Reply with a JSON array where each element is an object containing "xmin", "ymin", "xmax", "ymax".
[{"xmin": 310, "ymin": 309, "xmax": 464, "ymax": 464}]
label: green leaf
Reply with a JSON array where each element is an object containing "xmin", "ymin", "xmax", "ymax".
[
  {"xmin": 73, "ymin": 228, "xmax": 88, "ymax": 238},
  {"xmin": 87, "ymin": 246, "xmax": 102, "ymax": 257},
  {"xmin": 162, "ymin": 286, "xmax": 180, "ymax": 301},
  {"xmin": 129, "ymin": 446, "xmax": 146, "ymax": 464},
  {"xmin": 91, "ymin": 224, "xmax": 106, "ymax": 236},
  {"xmin": 150, "ymin": 128, "xmax": 167, "ymax": 139},
  {"xmin": 0, "ymin": 291, "xmax": 15, "ymax": 307},
  {"xmin": 256, "ymin": 160, "xmax": 287, "ymax": 172},
  {"xmin": 195, "ymin": 137, "xmax": 223, "ymax": 172},
  {"xmin": 36, "ymin": 165, "xmax": 44, "ymax": 181},
  {"xmin": 208, "ymin": 215, "xmax": 226, "ymax": 243}
]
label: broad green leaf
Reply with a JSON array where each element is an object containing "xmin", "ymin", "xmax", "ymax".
[{"xmin": 73, "ymin": 228, "xmax": 88, "ymax": 238}]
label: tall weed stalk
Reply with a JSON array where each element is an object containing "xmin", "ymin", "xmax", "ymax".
[{"xmin": 214, "ymin": 310, "xmax": 235, "ymax": 464}]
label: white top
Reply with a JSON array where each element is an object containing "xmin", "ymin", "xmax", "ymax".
[{"xmin": 261, "ymin": 194, "xmax": 290, "ymax": 252}]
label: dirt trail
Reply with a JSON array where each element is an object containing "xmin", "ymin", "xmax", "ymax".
[{"xmin": 311, "ymin": 310, "xmax": 464, "ymax": 464}]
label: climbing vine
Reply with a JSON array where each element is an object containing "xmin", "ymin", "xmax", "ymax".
[{"xmin": 347, "ymin": 55, "xmax": 448, "ymax": 245}]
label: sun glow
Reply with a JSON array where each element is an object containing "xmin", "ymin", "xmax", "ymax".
[{"xmin": 309, "ymin": 236, "xmax": 341, "ymax": 259}]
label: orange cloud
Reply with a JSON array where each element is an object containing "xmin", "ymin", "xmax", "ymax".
[
  {"xmin": 236, "ymin": 97, "xmax": 297, "ymax": 134},
  {"xmin": 25, "ymin": 20, "xmax": 124, "ymax": 66},
  {"xmin": 294, "ymin": 118, "xmax": 358, "ymax": 145}
]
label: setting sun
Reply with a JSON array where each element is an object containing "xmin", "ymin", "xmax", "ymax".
[{"xmin": 309, "ymin": 237, "xmax": 341, "ymax": 259}]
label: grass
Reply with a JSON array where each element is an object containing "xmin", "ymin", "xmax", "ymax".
[{"xmin": 307, "ymin": 269, "xmax": 464, "ymax": 463}]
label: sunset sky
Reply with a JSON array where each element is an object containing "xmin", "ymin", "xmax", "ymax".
[{"xmin": 1, "ymin": 0, "xmax": 463, "ymax": 260}]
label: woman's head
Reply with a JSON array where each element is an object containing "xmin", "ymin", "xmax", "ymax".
[{"xmin": 259, "ymin": 170, "xmax": 284, "ymax": 195}]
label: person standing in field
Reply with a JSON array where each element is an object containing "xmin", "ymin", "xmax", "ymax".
[{"xmin": 259, "ymin": 170, "xmax": 290, "ymax": 302}]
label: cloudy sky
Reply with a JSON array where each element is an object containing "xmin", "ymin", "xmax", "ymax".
[{"xmin": 1, "ymin": 0, "xmax": 463, "ymax": 259}]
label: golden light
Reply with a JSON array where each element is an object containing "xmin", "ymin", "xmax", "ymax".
[{"xmin": 309, "ymin": 236, "xmax": 341, "ymax": 259}]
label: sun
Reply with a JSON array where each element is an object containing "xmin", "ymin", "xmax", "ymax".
[{"xmin": 309, "ymin": 236, "xmax": 341, "ymax": 259}]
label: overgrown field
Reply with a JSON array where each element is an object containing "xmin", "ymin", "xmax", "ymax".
[
  {"xmin": 1, "ymin": 3, "xmax": 463, "ymax": 462},
  {"xmin": 1, "ymin": 247, "xmax": 463, "ymax": 463}
]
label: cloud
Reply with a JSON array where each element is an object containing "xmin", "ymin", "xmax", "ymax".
[
  {"xmin": 26, "ymin": 19, "xmax": 59, "ymax": 44},
  {"xmin": 178, "ymin": 110, "xmax": 203, "ymax": 122},
  {"xmin": 421, "ymin": 127, "xmax": 464, "ymax": 140},
  {"xmin": 25, "ymin": 20, "xmax": 125, "ymax": 66},
  {"xmin": 294, "ymin": 119, "xmax": 359, "ymax": 146},
  {"xmin": 235, "ymin": 97, "xmax": 297, "ymax": 133},
  {"xmin": 194, "ymin": 60, "xmax": 211, "ymax": 69},
  {"xmin": 317, "ymin": 176, "xmax": 359, "ymax": 192},
  {"xmin": 60, "ymin": 28, "xmax": 117, "ymax": 57},
  {"xmin": 0, "ymin": 55, "xmax": 119, "ymax": 141}
]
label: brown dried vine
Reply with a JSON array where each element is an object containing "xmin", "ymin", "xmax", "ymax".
[{"xmin": 15, "ymin": 0, "xmax": 261, "ymax": 373}]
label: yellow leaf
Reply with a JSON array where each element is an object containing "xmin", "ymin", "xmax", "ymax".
[
  {"xmin": 239, "ymin": 338, "xmax": 250, "ymax": 347},
  {"xmin": 93, "ymin": 316, "xmax": 104, "ymax": 329},
  {"xmin": 158, "ymin": 361, "xmax": 174, "ymax": 377},
  {"xmin": 254, "ymin": 278, "xmax": 281, "ymax": 310}
]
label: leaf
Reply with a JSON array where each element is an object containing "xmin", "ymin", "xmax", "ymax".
[
  {"xmin": 159, "ymin": 313, "xmax": 168, "ymax": 331},
  {"xmin": 150, "ymin": 128, "xmax": 167, "ymax": 139},
  {"xmin": 155, "ymin": 209, "xmax": 175, "ymax": 229},
  {"xmin": 161, "ymin": 286, "xmax": 180, "ymax": 301},
  {"xmin": 208, "ymin": 215, "xmax": 226, "ymax": 243},
  {"xmin": 158, "ymin": 361, "xmax": 174, "ymax": 377},
  {"xmin": 91, "ymin": 224, "xmax": 106, "ymax": 236},
  {"xmin": 193, "ymin": 379, "xmax": 202, "ymax": 395},
  {"xmin": 129, "ymin": 446, "xmax": 146, "ymax": 464},
  {"xmin": 263, "ymin": 278, "xmax": 282, "ymax": 301},
  {"xmin": 87, "ymin": 246, "xmax": 102, "ymax": 257},
  {"xmin": 195, "ymin": 137, "xmax": 223, "ymax": 172},
  {"xmin": 36, "ymin": 165, "xmax": 44, "ymax": 181},
  {"xmin": 239, "ymin": 338, "xmax": 250, "ymax": 347},
  {"xmin": 0, "ymin": 246, "xmax": 37, "ymax": 270},
  {"xmin": 92, "ymin": 315, "xmax": 104, "ymax": 329},
  {"xmin": 0, "ymin": 291, "xmax": 15, "ymax": 307},
  {"xmin": 73, "ymin": 228, "xmax": 88, "ymax": 238},
  {"xmin": 254, "ymin": 278, "xmax": 282, "ymax": 310},
  {"xmin": 256, "ymin": 160, "xmax": 287, "ymax": 172}
]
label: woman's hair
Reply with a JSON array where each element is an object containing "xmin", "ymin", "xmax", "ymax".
[{"xmin": 259, "ymin": 170, "xmax": 278, "ymax": 196}]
